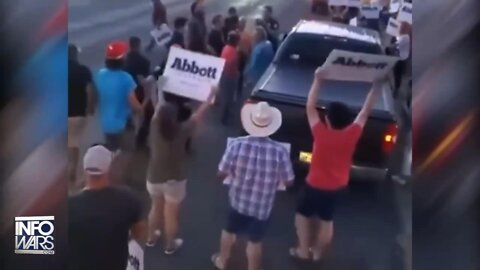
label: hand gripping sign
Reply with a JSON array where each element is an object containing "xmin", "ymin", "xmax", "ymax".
[
  {"xmin": 223, "ymin": 138, "xmax": 291, "ymax": 191},
  {"xmin": 396, "ymin": 2, "xmax": 412, "ymax": 25},
  {"xmin": 126, "ymin": 240, "xmax": 143, "ymax": 270},
  {"xmin": 162, "ymin": 47, "xmax": 225, "ymax": 101},
  {"xmin": 321, "ymin": 49, "xmax": 399, "ymax": 82}
]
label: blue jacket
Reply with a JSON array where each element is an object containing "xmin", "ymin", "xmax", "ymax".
[{"xmin": 246, "ymin": 40, "xmax": 274, "ymax": 84}]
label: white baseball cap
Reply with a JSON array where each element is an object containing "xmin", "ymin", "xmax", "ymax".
[
  {"xmin": 83, "ymin": 145, "xmax": 113, "ymax": 175},
  {"xmin": 241, "ymin": 101, "xmax": 282, "ymax": 137}
]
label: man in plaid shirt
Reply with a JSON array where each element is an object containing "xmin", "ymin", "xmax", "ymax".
[{"xmin": 211, "ymin": 102, "xmax": 295, "ymax": 270}]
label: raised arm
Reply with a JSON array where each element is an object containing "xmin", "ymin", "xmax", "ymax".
[
  {"xmin": 354, "ymin": 79, "xmax": 383, "ymax": 127},
  {"xmin": 306, "ymin": 67, "xmax": 328, "ymax": 128},
  {"xmin": 191, "ymin": 85, "xmax": 218, "ymax": 123}
]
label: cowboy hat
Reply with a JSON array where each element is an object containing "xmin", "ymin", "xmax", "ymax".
[{"xmin": 241, "ymin": 102, "xmax": 282, "ymax": 137}]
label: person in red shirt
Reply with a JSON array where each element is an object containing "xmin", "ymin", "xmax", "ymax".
[
  {"xmin": 219, "ymin": 31, "xmax": 240, "ymax": 125},
  {"xmin": 290, "ymin": 67, "xmax": 382, "ymax": 262}
]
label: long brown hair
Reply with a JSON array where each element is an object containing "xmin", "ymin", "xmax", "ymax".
[{"xmin": 157, "ymin": 103, "xmax": 180, "ymax": 141}]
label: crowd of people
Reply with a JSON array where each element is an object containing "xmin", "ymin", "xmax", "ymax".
[{"xmin": 66, "ymin": 1, "xmax": 410, "ymax": 270}]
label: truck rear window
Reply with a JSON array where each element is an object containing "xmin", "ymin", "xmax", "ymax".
[{"xmin": 275, "ymin": 33, "xmax": 383, "ymax": 67}]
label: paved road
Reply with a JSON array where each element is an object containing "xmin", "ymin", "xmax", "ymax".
[{"xmin": 69, "ymin": 1, "xmax": 403, "ymax": 269}]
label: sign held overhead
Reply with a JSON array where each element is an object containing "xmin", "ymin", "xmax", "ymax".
[
  {"xmin": 162, "ymin": 47, "xmax": 225, "ymax": 101},
  {"xmin": 397, "ymin": 2, "xmax": 412, "ymax": 24},
  {"xmin": 386, "ymin": 18, "xmax": 401, "ymax": 37},
  {"xmin": 321, "ymin": 50, "xmax": 399, "ymax": 82}
]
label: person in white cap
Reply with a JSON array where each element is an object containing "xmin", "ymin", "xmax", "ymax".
[
  {"xmin": 211, "ymin": 102, "xmax": 295, "ymax": 270},
  {"xmin": 68, "ymin": 144, "xmax": 146, "ymax": 270}
]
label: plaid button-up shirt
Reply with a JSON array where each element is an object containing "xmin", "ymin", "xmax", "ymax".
[{"xmin": 219, "ymin": 136, "xmax": 295, "ymax": 220}]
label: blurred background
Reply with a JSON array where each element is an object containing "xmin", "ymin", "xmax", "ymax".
[
  {"xmin": 413, "ymin": 0, "xmax": 480, "ymax": 270},
  {"xmin": 0, "ymin": 0, "xmax": 479, "ymax": 269},
  {"xmin": 0, "ymin": 0, "xmax": 67, "ymax": 269}
]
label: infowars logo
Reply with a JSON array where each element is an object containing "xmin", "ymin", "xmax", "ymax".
[
  {"xmin": 15, "ymin": 216, "xmax": 55, "ymax": 255},
  {"xmin": 332, "ymin": 57, "xmax": 388, "ymax": 69},
  {"xmin": 170, "ymin": 58, "xmax": 218, "ymax": 79}
]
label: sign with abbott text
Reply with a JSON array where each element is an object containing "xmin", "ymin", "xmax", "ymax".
[
  {"xmin": 386, "ymin": 18, "xmax": 401, "ymax": 36},
  {"xmin": 15, "ymin": 216, "xmax": 55, "ymax": 255},
  {"xmin": 150, "ymin": 24, "xmax": 173, "ymax": 47},
  {"xmin": 397, "ymin": 2, "xmax": 412, "ymax": 24},
  {"xmin": 163, "ymin": 47, "xmax": 225, "ymax": 101},
  {"xmin": 223, "ymin": 138, "xmax": 291, "ymax": 191},
  {"xmin": 361, "ymin": 4, "xmax": 381, "ymax": 19},
  {"xmin": 126, "ymin": 240, "xmax": 144, "ymax": 270},
  {"xmin": 322, "ymin": 50, "xmax": 399, "ymax": 82}
]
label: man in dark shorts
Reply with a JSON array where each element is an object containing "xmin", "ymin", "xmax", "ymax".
[
  {"xmin": 68, "ymin": 144, "xmax": 146, "ymax": 270},
  {"xmin": 212, "ymin": 101, "xmax": 294, "ymax": 270},
  {"xmin": 223, "ymin": 6, "xmax": 239, "ymax": 38},
  {"xmin": 68, "ymin": 44, "xmax": 94, "ymax": 186},
  {"xmin": 125, "ymin": 36, "xmax": 152, "ymax": 149},
  {"xmin": 290, "ymin": 67, "xmax": 383, "ymax": 261}
]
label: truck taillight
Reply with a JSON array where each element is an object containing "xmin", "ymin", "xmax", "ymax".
[{"xmin": 382, "ymin": 124, "xmax": 398, "ymax": 154}]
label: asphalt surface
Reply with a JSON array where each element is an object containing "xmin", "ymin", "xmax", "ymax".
[{"xmin": 69, "ymin": 1, "xmax": 407, "ymax": 269}]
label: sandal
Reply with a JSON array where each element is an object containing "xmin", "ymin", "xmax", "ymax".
[
  {"xmin": 289, "ymin": 247, "xmax": 310, "ymax": 261},
  {"xmin": 164, "ymin": 238, "xmax": 183, "ymax": 255},
  {"xmin": 211, "ymin": 253, "xmax": 225, "ymax": 270}
]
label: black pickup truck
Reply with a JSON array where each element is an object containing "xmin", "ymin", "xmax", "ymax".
[{"xmin": 246, "ymin": 20, "xmax": 398, "ymax": 182}]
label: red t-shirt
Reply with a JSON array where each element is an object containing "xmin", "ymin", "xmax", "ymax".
[
  {"xmin": 307, "ymin": 121, "xmax": 363, "ymax": 190},
  {"xmin": 221, "ymin": 45, "xmax": 239, "ymax": 76}
]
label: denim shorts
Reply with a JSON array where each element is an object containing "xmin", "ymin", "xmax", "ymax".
[{"xmin": 225, "ymin": 208, "xmax": 270, "ymax": 243}]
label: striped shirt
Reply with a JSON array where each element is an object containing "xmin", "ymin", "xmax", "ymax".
[{"xmin": 219, "ymin": 136, "xmax": 294, "ymax": 220}]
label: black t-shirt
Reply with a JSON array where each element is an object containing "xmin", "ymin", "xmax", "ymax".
[
  {"xmin": 68, "ymin": 186, "xmax": 143, "ymax": 270},
  {"xmin": 125, "ymin": 51, "xmax": 150, "ymax": 101},
  {"xmin": 265, "ymin": 17, "xmax": 279, "ymax": 32},
  {"xmin": 68, "ymin": 60, "xmax": 92, "ymax": 117},
  {"xmin": 208, "ymin": 28, "xmax": 225, "ymax": 56},
  {"xmin": 224, "ymin": 16, "xmax": 239, "ymax": 37},
  {"xmin": 167, "ymin": 31, "xmax": 185, "ymax": 48}
]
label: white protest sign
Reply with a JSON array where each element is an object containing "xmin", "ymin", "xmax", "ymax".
[
  {"xmin": 361, "ymin": 4, "xmax": 381, "ymax": 19},
  {"xmin": 126, "ymin": 240, "xmax": 143, "ymax": 270},
  {"xmin": 150, "ymin": 24, "xmax": 173, "ymax": 47},
  {"xmin": 321, "ymin": 49, "xmax": 399, "ymax": 82},
  {"xmin": 163, "ymin": 47, "xmax": 225, "ymax": 101},
  {"xmin": 389, "ymin": 0, "xmax": 402, "ymax": 13},
  {"xmin": 349, "ymin": 17, "xmax": 358, "ymax": 26},
  {"xmin": 396, "ymin": 2, "xmax": 412, "ymax": 24},
  {"xmin": 386, "ymin": 17, "xmax": 401, "ymax": 36},
  {"xmin": 328, "ymin": 0, "xmax": 347, "ymax": 6},
  {"xmin": 223, "ymin": 138, "xmax": 291, "ymax": 191}
]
